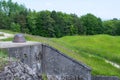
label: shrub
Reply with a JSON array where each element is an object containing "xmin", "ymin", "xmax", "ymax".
[{"xmin": 10, "ymin": 23, "xmax": 21, "ymax": 32}]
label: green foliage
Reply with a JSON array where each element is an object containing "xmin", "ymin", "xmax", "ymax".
[
  {"xmin": 10, "ymin": 22, "xmax": 20, "ymax": 32},
  {"xmin": 0, "ymin": 12, "xmax": 10, "ymax": 29},
  {"xmin": 27, "ymin": 10, "xmax": 37, "ymax": 34},
  {"xmin": 36, "ymin": 10, "xmax": 55, "ymax": 37},
  {"xmin": 1, "ymin": 0, "xmax": 120, "ymax": 38},
  {"xmin": 0, "ymin": 49, "xmax": 9, "ymax": 71},
  {"xmin": 80, "ymin": 13, "xmax": 103, "ymax": 35},
  {"xmin": 0, "ymin": 49, "xmax": 8, "ymax": 58},
  {"xmin": 103, "ymin": 20, "xmax": 115, "ymax": 35},
  {"xmin": 0, "ymin": 0, "xmax": 28, "ymax": 33},
  {"xmin": 14, "ymin": 10, "xmax": 29, "ymax": 33},
  {"xmin": 42, "ymin": 74, "xmax": 48, "ymax": 80},
  {"xmin": 103, "ymin": 19, "xmax": 120, "ymax": 35}
]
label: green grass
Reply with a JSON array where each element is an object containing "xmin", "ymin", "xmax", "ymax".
[
  {"xmin": 52, "ymin": 35, "xmax": 120, "ymax": 64},
  {"xmin": 1, "ymin": 30, "xmax": 120, "ymax": 77},
  {"xmin": 0, "ymin": 50, "xmax": 9, "ymax": 71},
  {"xmin": 52, "ymin": 35, "xmax": 120, "ymax": 77}
]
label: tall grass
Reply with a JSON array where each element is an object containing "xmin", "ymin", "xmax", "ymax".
[
  {"xmin": 53, "ymin": 35, "xmax": 120, "ymax": 64},
  {"xmin": 52, "ymin": 35, "xmax": 120, "ymax": 77}
]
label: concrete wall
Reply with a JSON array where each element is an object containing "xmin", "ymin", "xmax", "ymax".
[
  {"xmin": 0, "ymin": 42, "xmax": 91, "ymax": 80},
  {"xmin": 0, "ymin": 62, "xmax": 41, "ymax": 80},
  {"xmin": 5, "ymin": 44, "xmax": 42, "ymax": 74},
  {"xmin": 43, "ymin": 45, "xmax": 91, "ymax": 80}
]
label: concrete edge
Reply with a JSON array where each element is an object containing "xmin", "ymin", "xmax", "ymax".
[{"xmin": 43, "ymin": 44, "xmax": 92, "ymax": 71}]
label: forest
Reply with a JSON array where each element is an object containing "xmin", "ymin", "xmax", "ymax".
[{"xmin": 0, "ymin": 0, "xmax": 120, "ymax": 37}]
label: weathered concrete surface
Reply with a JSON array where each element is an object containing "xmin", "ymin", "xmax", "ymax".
[
  {"xmin": 0, "ymin": 61, "xmax": 41, "ymax": 80},
  {"xmin": 43, "ymin": 45, "xmax": 91, "ymax": 80},
  {"xmin": 0, "ymin": 41, "xmax": 41, "ymax": 48},
  {"xmin": 0, "ymin": 41, "xmax": 91, "ymax": 80},
  {"xmin": 1, "ymin": 42, "xmax": 42, "ymax": 75}
]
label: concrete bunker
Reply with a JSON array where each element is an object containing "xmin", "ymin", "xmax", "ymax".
[{"xmin": 0, "ymin": 41, "xmax": 91, "ymax": 80}]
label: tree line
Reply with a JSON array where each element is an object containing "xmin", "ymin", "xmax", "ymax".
[{"xmin": 0, "ymin": 0, "xmax": 120, "ymax": 37}]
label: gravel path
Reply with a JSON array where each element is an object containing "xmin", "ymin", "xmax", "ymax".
[{"xmin": 0, "ymin": 32, "xmax": 14, "ymax": 39}]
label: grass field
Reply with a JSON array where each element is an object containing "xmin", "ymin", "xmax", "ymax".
[
  {"xmin": 1, "ymin": 30, "xmax": 120, "ymax": 77},
  {"xmin": 52, "ymin": 35, "xmax": 120, "ymax": 77}
]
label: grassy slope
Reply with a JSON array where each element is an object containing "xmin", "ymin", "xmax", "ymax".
[
  {"xmin": 52, "ymin": 35, "xmax": 120, "ymax": 77},
  {"xmin": 1, "ymin": 30, "xmax": 120, "ymax": 77}
]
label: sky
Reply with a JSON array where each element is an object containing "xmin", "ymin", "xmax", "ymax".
[{"xmin": 12, "ymin": 0, "xmax": 120, "ymax": 20}]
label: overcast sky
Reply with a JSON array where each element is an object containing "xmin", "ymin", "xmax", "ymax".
[{"xmin": 12, "ymin": 0, "xmax": 120, "ymax": 20}]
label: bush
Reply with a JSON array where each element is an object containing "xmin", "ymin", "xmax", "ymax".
[{"xmin": 10, "ymin": 23, "xmax": 21, "ymax": 32}]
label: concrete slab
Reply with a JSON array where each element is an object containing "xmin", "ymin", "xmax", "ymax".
[{"xmin": 0, "ymin": 41, "xmax": 41, "ymax": 48}]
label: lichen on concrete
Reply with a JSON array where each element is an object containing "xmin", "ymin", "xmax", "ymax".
[{"xmin": 0, "ymin": 61, "xmax": 41, "ymax": 80}]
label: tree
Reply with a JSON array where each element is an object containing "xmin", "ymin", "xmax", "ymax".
[
  {"xmin": 0, "ymin": 12, "xmax": 10, "ymax": 29},
  {"xmin": 80, "ymin": 13, "xmax": 103, "ymax": 35},
  {"xmin": 50, "ymin": 10, "xmax": 61, "ymax": 37},
  {"xmin": 112, "ymin": 19, "xmax": 120, "ymax": 35},
  {"xmin": 103, "ymin": 19, "xmax": 120, "ymax": 35},
  {"xmin": 27, "ymin": 10, "xmax": 37, "ymax": 35},
  {"xmin": 51, "ymin": 11, "xmax": 66, "ymax": 37},
  {"xmin": 36, "ymin": 10, "xmax": 55, "ymax": 37},
  {"xmin": 10, "ymin": 22, "xmax": 20, "ymax": 32},
  {"xmin": 114, "ymin": 23, "xmax": 120, "ymax": 35},
  {"xmin": 103, "ymin": 20, "xmax": 115, "ymax": 35},
  {"xmin": 0, "ymin": 0, "xmax": 28, "ymax": 31},
  {"xmin": 70, "ymin": 14, "xmax": 85, "ymax": 35}
]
